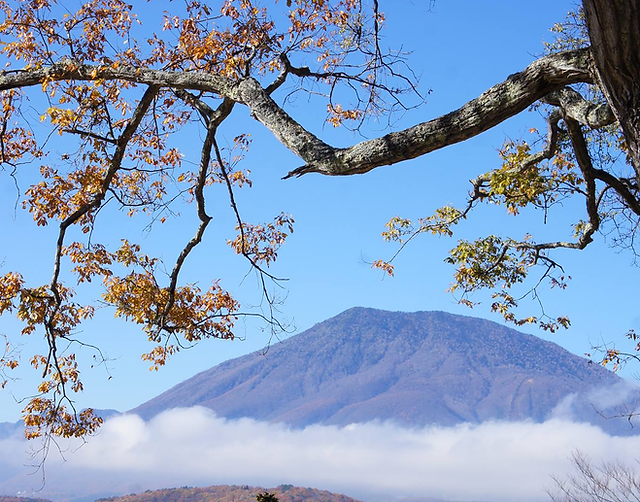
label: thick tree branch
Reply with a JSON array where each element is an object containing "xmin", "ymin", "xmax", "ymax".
[
  {"xmin": 542, "ymin": 87, "xmax": 615, "ymax": 128},
  {"xmin": 518, "ymin": 117, "xmax": 601, "ymax": 254},
  {"xmin": 0, "ymin": 60, "xmax": 338, "ymax": 175},
  {"xmin": 565, "ymin": 117, "xmax": 600, "ymax": 244},
  {"xmin": 591, "ymin": 167, "xmax": 640, "ymax": 216},
  {"xmin": 0, "ymin": 50, "xmax": 594, "ymax": 181},
  {"xmin": 538, "ymin": 87, "xmax": 640, "ymax": 217},
  {"xmin": 283, "ymin": 48, "xmax": 594, "ymax": 177},
  {"xmin": 0, "ymin": 60, "xmax": 235, "ymax": 95}
]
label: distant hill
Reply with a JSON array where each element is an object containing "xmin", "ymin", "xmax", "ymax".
[
  {"xmin": 92, "ymin": 486, "xmax": 482, "ymax": 502},
  {"xmin": 0, "ymin": 421, "xmax": 22, "ymax": 439},
  {"xmin": 0, "ymin": 486, "xmax": 484, "ymax": 502},
  {"xmin": 0, "ymin": 497, "xmax": 52, "ymax": 502},
  {"xmin": 132, "ymin": 308, "xmax": 636, "ymax": 433},
  {"xmin": 95, "ymin": 485, "xmax": 364, "ymax": 502}
]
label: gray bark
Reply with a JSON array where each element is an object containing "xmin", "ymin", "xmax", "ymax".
[
  {"xmin": 283, "ymin": 49, "xmax": 594, "ymax": 177},
  {"xmin": 542, "ymin": 87, "xmax": 614, "ymax": 128}
]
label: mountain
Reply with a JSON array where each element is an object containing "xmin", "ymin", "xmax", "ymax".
[
  {"xmin": 95, "ymin": 485, "xmax": 364, "ymax": 502},
  {"xmin": 132, "ymin": 307, "xmax": 636, "ymax": 433}
]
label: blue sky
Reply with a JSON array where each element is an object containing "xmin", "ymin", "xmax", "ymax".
[{"xmin": 1, "ymin": 0, "xmax": 639, "ymax": 425}]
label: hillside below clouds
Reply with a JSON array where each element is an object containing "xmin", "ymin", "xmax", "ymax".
[
  {"xmin": 0, "ymin": 486, "xmax": 474, "ymax": 502},
  {"xmin": 94, "ymin": 485, "xmax": 365, "ymax": 502},
  {"xmin": 132, "ymin": 308, "xmax": 636, "ymax": 433}
]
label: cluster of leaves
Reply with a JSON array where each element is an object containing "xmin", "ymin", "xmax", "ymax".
[
  {"xmin": 0, "ymin": 267, "xmax": 102, "ymax": 438},
  {"xmin": 373, "ymin": 207, "xmax": 464, "ymax": 278},
  {"xmin": 0, "ymin": 90, "xmax": 43, "ymax": 166},
  {"xmin": 375, "ymin": 160, "xmax": 582, "ymax": 331},
  {"xmin": 489, "ymin": 139, "xmax": 583, "ymax": 216},
  {"xmin": 228, "ymin": 213, "xmax": 294, "ymax": 266},
  {"xmin": 1, "ymin": 274, "xmax": 96, "ymax": 438},
  {"xmin": 544, "ymin": 7, "xmax": 590, "ymax": 54},
  {"xmin": 445, "ymin": 236, "xmax": 571, "ymax": 332},
  {"xmin": 24, "ymin": 355, "xmax": 103, "ymax": 439},
  {"xmin": 63, "ymin": 240, "xmax": 240, "ymax": 367},
  {"xmin": 374, "ymin": 199, "xmax": 572, "ymax": 331},
  {"xmin": 326, "ymin": 103, "xmax": 363, "ymax": 127}
]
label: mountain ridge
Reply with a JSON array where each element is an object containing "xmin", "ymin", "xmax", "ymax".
[{"xmin": 132, "ymin": 307, "xmax": 634, "ymax": 433}]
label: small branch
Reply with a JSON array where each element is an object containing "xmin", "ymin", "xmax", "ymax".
[
  {"xmin": 264, "ymin": 53, "xmax": 291, "ymax": 95},
  {"xmin": 64, "ymin": 127, "xmax": 118, "ymax": 145},
  {"xmin": 172, "ymin": 89, "xmax": 215, "ymax": 121},
  {"xmin": 158, "ymin": 98, "xmax": 235, "ymax": 326}
]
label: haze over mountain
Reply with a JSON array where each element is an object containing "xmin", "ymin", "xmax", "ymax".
[{"xmin": 132, "ymin": 308, "xmax": 635, "ymax": 433}]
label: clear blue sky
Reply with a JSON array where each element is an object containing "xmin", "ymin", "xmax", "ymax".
[{"xmin": 1, "ymin": 0, "xmax": 638, "ymax": 423}]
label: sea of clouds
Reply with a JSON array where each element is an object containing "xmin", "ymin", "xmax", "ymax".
[{"xmin": 1, "ymin": 404, "xmax": 640, "ymax": 502}]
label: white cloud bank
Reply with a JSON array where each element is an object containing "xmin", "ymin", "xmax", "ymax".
[{"xmin": 1, "ymin": 407, "xmax": 639, "ymax": 502}]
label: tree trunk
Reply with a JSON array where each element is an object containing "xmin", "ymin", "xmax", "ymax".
[{"xmin": 583, "ymin": 0, "xmax": 640, "ymax": 184}]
